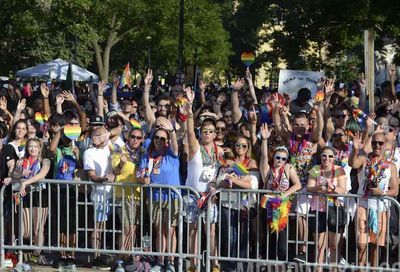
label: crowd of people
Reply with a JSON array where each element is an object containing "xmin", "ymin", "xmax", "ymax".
[{"xmin": 0, "ymin": 66, "xmax": 400, "ymax": 272}]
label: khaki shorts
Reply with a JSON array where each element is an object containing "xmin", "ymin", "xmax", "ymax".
[
  {"xmin": 148, "ymin": 199, "xmax": 179, "ymax": 227},
  {"xmin": 117, "ymin": 198, "xmax": 140, "ymax": 227},
  {"xmin": 357, "ymin": 207, "xmax": 387, "ymax": 246}
]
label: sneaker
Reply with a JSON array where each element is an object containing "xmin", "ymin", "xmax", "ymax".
[
  {"xmin": 165, "ymin": 262, "xmax": 175, "ymax": 272},
  {"xmin": 292, "ymin": 252, "xmax": 307, "ymax": 263},
  {"xmin": 60, "ymin": 264, "xmax": 77, "ymax": 271},
  {"xmin": 151, "ymin": 264, "xmax": 163, "ymax": 272},
  {"xmin": 339, "ymin": 257, "xmax": 348, "ymax": 266},
  {"xmin": 93, "ymin": 257, "xmax": 111, "ymax": 271},
  {"xmin": 52, "ymin": 257, "xmax": 67, "ymax": 269},
  {"xmin": 12, "ymin": 263, "xmax": 32, "ymax": 272}
]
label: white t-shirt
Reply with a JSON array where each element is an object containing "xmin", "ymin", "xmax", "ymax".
[
  {"xmin": 83, "ymin": 144, "xmax": 113, "ymax": 201},
  {"xmin": 186, "ymin": 147, "xmax": 219, "ymax": 192}
]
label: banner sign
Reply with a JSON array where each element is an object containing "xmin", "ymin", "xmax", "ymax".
[{"xmin": 278, "ymin": 70, "xmax": 325, "ymax": 100}]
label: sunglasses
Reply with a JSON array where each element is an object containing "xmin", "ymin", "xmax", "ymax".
[
  {"xmin": 321, "ymin": 153, "xmax": 335, "ymax": 158},
  {"xmin": 332, "ymin": 133, "xmax": 345, "ymax": 138},
  {"xmin": 235, "ymin": 143, "xmax": 248, "ymax": 149},
  {"xmin": 334, "ymin": 114, "xmax": 347, "ymax": 119},
  {"xmin": 216, "ymin": 127, "xmax": 226, "ymax": 132},
  {"xmin": 224, "ymin": 115, "xmax": 232, "ymax": 118},
  {"xmin": 371, "ymin": 141, "xmax": 385, "ymax": 147},
  {"xmin": 130, "ymin": 135, "xmax": 143, "ymax": 140},
  {"xmin": 202, "ymin": 129, "xmax": 215, "ymax": 134},
  {"xmin": 389, "ymin": 127, "xmax": 395, "ymax": 132},
  {"xmin": 274, "ymin": 155, "xmax": 287, "ymax": 161},
  {"xmin": 154, "ymin": 135, "xmax": 167, "ymax": 142}
]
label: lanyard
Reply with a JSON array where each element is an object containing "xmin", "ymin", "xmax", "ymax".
[{"xmin": 269, "ymin": 165, "xmax": 285, "ymax": 190}]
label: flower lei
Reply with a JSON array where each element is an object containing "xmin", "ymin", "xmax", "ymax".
[{"xmin": 335, "ymin": 144, "xmax": 350, "ymax": 167}]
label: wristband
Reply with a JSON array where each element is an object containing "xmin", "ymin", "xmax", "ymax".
[{"xmin": 44, "ymin": 97, "xmax": 49, "ymax": 99}]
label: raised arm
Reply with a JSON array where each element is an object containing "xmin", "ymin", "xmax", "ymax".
[
  {"xmin": 12, "ymin": 99, "xmax": 26, "ymax": 125},
  {"xmin": 389, "ymin": 65, "xmax": 397, "ymax": 101},
  {"xmin": 49, "ymin": 129, "xmax": 62, "ymax": 155},
  {"xmin": 111, "ymin": 73, "xmax": 119, "ymax": 105},
  {"xmin": 349, "ymin": 132, "xmax": 366, "ymax": 169},
  {"xmin": 55, "ymin": 94, "xmax": 64, "ymax": 115},
  {"xmin": 97, "ymin": 80, "xmax": 106, "ymax": 118},
  {"xmin": 311, "ymin": 105, "xmax": 324, "ymax": 143},
  {"xmin": 231, "ymin": 78, "xmax": 245, "ymax": 124},
  {"xmin": 143, "ymin": 69, "xmax": 156, "ymax": 127},
  {"xmin": 259, "ymin": 124, "xmax": 270, "ymax": 182},
  {"xmin": 40, "ymin": 83, "xmax": 51, "ymax": 117},
  {"xmin": 199, "ymin": 80, "xmax": 206, "ymax": 107},
  {"xmin": 245, "ymin": 67, "xmax": 258, "ymax": 105},
  {"xmin": 184, "ymin": 87, "xmax": 199, "ymax": 161},
  {"xmin": 62, "ymin": 91, "xmax": 87, "ymax": 133},
  {"xmin": 358, "ymin": 74, "xmax": 367, "ymax": 110}
]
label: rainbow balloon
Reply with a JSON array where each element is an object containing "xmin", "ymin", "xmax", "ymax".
[
  {"xmin": 63, "ymin": 125, "xmax": 82, "ymax": 141},
  {"xmin": 35, "ymin": 112, "xmax": 48, "ymax": 125},
  {"xmin": 231, "ymin": 162, "xmax": 249, "ymax": 176},
  {"xmin": 130, "ymin": 118, "xmax": 142, "ymax": 129},
  {"xmin": 240, "ymin": 52, "xmax": 255, "ymax": 67}
]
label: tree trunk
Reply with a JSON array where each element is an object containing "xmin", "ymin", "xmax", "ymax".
[{"xmin": 101, "ymin": 44, "xmax": 112, "ymax": 82}]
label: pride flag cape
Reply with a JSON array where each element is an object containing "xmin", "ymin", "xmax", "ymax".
[{"xmin": 120, "ymin": 63, "xmax": 132, "ymax": 88}]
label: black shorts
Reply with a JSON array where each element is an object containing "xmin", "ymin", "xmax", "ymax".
[
  {"xmin": 308, "ymin": 211, "xmax": 344, "ymax": 233},
  {"xmin": 22, "ymin": 187, "xmax": 48, "ymax": 208},
  {"xmin": 59, "ymin": 188, "xmax": 77, "ymax": 234}
]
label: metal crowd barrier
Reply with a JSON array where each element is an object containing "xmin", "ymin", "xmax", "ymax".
[
  {"xmin": 0, "ymin": 179, "xmax": 204, "ymax": 271},
  {"xmin": 205, "ymin": 189, "xmax": 400, "ymax": 272}
]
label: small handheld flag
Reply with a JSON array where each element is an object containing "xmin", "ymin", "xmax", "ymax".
[
  {"xmin": 129, "ymin": 118, "xmax": 142, "ymax": 129},
  {"xmin": 34, "ymin": 112, "xmax": 48, "ymax": 125},
  {"xmin": 231, "ymin": 162, "xmax": 249, "ymax": 176},
  {"xmin": 120, "ymin": 63, "xmax": 132, "ymax": 88},
  {"xmin": 352, "ymin": 108, "xmax": 377, "ymax": 125}
]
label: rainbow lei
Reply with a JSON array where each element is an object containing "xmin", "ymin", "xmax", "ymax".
[
  {"xmin": 265, "ymin": 196, "xmax": 292, "ymax": 233},
  {"xmin": 363, "ymin": 156, "xmax": 390, "ymax": 196}
]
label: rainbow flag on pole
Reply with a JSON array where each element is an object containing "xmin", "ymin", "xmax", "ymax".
[{"xmin": 120, "ymin": 63, "xmax": 132, "ymax": 88}]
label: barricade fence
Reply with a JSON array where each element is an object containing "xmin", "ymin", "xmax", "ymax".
[
  {"xmin": 1, "ymin": 180, "xmax": 400, "ymax": 271},
  {"xmin": 205, "ymin": 189, "xmax": 400, "ymax": 272}
]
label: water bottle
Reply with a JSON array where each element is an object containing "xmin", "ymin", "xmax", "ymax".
[
  {"xmin": 115, "ymin": 260, "xmax": 125, "ymax": 272},
  {"xmin": 183, "ymin": 195, "xmax": 198, "ymax": 223}
]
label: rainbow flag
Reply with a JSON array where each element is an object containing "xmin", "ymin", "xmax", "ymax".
[
  {"xmin": 35, "ymin": 112, "xmax": 48, "ymax": 125},
  {"xmin": 130, "ymin": 118, "xmax": 142, "ymax": 129},
  {"xmin": 231, "ymin": 162, "xmax": 249, "ymax": 176},
  {"xmin": 120, "ymin": 63, "xmax": 132, "ymax": 88}
]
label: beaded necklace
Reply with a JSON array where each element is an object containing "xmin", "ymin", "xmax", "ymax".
[{"xmin": 363, "ymin": 155, "xmax": 390, "ymax": 196}]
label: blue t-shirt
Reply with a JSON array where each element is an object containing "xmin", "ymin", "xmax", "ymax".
[{"xmin": 138, "ymin": 147, "xmax": 180, "ymax": 201}]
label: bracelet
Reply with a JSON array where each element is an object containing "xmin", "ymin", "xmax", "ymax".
[
  {"xmin": 98, "ymin": 95, "xmax": 103, "ymax": 97},
  {"xmin": 44, "ymin": 97, "xmax": 49, "ymax": 99}
]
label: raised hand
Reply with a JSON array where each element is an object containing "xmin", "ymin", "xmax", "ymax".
[
  {"xmin": 62, "ymin": 90, "xmax": 76, "ymax": 102},
  {"xmin": 185, "ymin": 86, "xmax": 195, "ymax": 104},
  {"xmin": 233, "ymin": 78, "xmax": 245, "ymax": 91},
  {"xmin": 112, "ymin": 72, "xmax": 119, "ymax": 86},
  {"xmin": 40, "ymin": 83, "xmax": 50, "ymax": 98},
  {"xmin": 352, "ymin": 131, "xmax": 364, "ymax": 150},
  {"xmin": 16, "ymin": 99, "xmax": 26, "ymax": 112},
  {"xmin": 325, "ymin": 78, "xmax": 335, "ymax": 95},
  {"xmin": 245, "ymin": 67, "xmax": 253, "ymax": 85},
  {"xmin": 157, "ymin": 116, "xmax": 174, "ymax": 131},
  {"xmin": 248, "ymin": 106, "xmax": 257, "ymax": 124},
  {"xmin": 144, "ymin": 69, "xmax": 153, "ymax": 87},
  {"xmin": 260, "ymin": 123, "xmax": 270, "ymax": 140},
  {"xmin": 358, "ymin": 73, "xmax": 366, "ymax": 89}
]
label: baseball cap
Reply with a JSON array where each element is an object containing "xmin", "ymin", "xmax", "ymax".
[
  {"xmin": 89, "ymin": 115, "xmax": 105, "ymax": 126},
  {"xmin": 297, "ymin": 88, "xmax": 311, "ymax": 100}
]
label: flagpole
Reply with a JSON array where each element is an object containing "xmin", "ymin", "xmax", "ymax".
[{"xmin": 70, "ymin": 61, "xmax": 75, "ymax": 95}]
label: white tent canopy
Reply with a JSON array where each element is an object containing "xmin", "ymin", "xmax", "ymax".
[{"xmin": 16, "ymin": 58, "xmax": 98, "ymax": 82}]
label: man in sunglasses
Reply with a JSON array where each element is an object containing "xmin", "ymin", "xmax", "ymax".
[
  {"xmin": 273, "ymin": 110, "xmax": 323, "ymax": 263},
  {"xmin": 350, "ymin": 132, "xmax": 398, "ymax": 268},
  {"xmin": 325, "ymin": 106, "xmax": 350, "ymax": 141},
  {"xmin": 185, "ymin": 88, "xmax": 222, "ymax": 272}
]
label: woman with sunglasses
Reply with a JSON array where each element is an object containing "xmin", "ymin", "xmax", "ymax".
[
  {"xmin": 112, "ymin": 127, "xmax": 144, "ymax": 265},
  {"xmin": 350, "ymin": 132, "xmax": 398, "ymax": 268},
  {"xmin": 137, "ymin": 116, "xmax": 179, "ymax": 272},
  {"xmin": 219, "ymin": 135, "xmax": 258, "ymax": 271},
  {"xmin": 307, "ymin": 146, "xmax": 346, "ymax": 272},
  {"xmin": 259, "ymin": 124, "xmax": 301, "ymax": 262}
]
